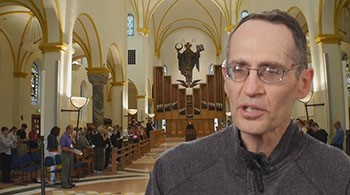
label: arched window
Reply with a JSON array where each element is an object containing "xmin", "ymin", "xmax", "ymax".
[
  {"xmin": 163, "ymin": 65, "xmax": 168, "ymax": 76},
  {"xmin": 31, "ymin": 63, "xmax": 40, "ymax": 105},
  {"xmin": 127, "ymin": 14, "xmax": 134, "ymax": 36}
]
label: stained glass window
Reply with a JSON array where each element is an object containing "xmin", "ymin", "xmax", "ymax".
[
  {"xmin": 127, "ymin": 14, "xmax": 134, "ymax": 36},
  {"xmin": 31, "ymin": 63, "xmax": 40, "ymax": 105}
]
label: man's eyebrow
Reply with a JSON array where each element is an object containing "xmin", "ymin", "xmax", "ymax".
[
  {"xmin": 228, "ymin": 59, "xmax": 247, "ymax": 65},
  {"xmin": 256, "ymin": 61, "xmax": 284, "ymax": 67},
  {"xmin": 228, "ymin": 59, "xmax": 284, "ymax": 67}
]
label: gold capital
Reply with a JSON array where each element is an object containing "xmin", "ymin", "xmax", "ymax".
[
  {"xmin": 314, "ymin": 34, "xmax": 342, "ymax": 44},
  {"xmin": 39, "ymin": 42, "xmax": 68, "ymax": 52}
]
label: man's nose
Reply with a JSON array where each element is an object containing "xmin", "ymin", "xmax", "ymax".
[{"xmin": 242, "ymin": 70, "xmax": 265, "ymax": 97}]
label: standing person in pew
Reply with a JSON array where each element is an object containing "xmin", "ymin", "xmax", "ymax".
[
  {"xmin": 91, "ymin": 125, "xmax": 106, "ymax": 173},
  {"xmin": 47, "ymin": 126, "xmax": 60, "ymax": 186},
  {"xmin": 146, "ymin": 119, "xmax": 154, "ymax": 138},
  {"xmin": 60, "ymin": 124, "xmax": 76, "ymax": 189},
  {"xmin": 146, "ymin": 9, "xmax": 350, "ymax": 194},
  {"xmin": 104, "ymin": 127, "xmax": 112, "ymax": 168},
  {"xmin": 111, "ymin": 125, "xmax": 122, "ymax": 149},
  {"xmin": 76, "ymin": 128, "xmax": 91, "ymax": 150},
  {"xmin": 0, "ymin": 126, "xmax": 16, "ymax": 183}
]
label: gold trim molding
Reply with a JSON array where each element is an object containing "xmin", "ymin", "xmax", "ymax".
[
  {"xmin": 86, "ymin": 67, "xmax": 110, "ymax": 74},
  {"xmin": 111, "ymin": 81, "xmax": 126, "ymax": 86},
  {"xmin": 136, "ymin": 95, "xmax": 146, "ymax": 99},
  {"xmin": 39, "ymin": 42, "xmax": 68, "ymax": 52},
  {"xmin": 13, "ymin": 72, "xmax": 27, "ymax": 78},
  {"xmin": 314, "ymin": 34, "xmax": 342, "ymax": 44},
  {"xmin": 137, "ymin": 27, "xmax": 149, "ymax": 36},
  {"xmin": 225, "ymin": 25, "xmax": 236, "ymax": 34}
]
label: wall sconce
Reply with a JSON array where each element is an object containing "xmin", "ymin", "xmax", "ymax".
[
  {"xmin": 148, "ymin": 113, "xmax": 155, "ymax": 118},
  {"xmin": 128, "ymin": 109, "xmax": 138, "ymax": 115},
  {"xmin": 225, "ymin": 112, "xmax": 232, "ymax": 117},
  {"xmin": 70, "ymin": 96, "xmax": 89, "ymax": 109}
]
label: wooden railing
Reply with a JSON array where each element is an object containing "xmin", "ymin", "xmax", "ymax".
[
  {"xmin": 74, "ymin": 138, "xmax": 152, "ymax": 176},
  {"xmin": 109, "ymin": 138, "xmax": 151, "ymax": 175}
]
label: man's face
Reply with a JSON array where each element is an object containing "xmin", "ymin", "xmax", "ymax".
[{"xmin": 224, "ymin": 20, "xmax": 313, "ymax": 137}]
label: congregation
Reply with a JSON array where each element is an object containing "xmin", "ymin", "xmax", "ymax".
[
  {"xmin": 295, "ymin": 118, "xmax": 345, "ymax": 149},
  {"xmin": 0, "ymin": 118, "xmax": 154, "ymax": 188}
]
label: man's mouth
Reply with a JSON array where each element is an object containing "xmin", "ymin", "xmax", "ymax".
[{"xmin": 239, "ymin": 104, "xmax": 265, "ymax": 118}]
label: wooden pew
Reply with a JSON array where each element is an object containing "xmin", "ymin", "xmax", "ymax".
[{"xmin": 108, "ymin": 139, "xmax": 151, "ymax": 175}]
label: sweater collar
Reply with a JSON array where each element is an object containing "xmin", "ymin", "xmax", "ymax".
[{"xmin": 222, "ymin": 120, "xmax": 305, "ymax": 176}]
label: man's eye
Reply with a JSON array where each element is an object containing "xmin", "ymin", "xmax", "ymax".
[
  {"xmin": 264, "ymin": 66, "xmax": 280, "ymax": 75},
  {"xmin": 232, "ymin": 65, "xmax": 245, "ymax": 73}
]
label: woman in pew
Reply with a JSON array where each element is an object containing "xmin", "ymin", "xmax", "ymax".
[{"xmin": 47, "ymin": 126, "xmax": 60, "ymax": 185}]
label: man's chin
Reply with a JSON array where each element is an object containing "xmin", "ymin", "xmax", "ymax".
[{"xmin": 236, "ymin": 121, "xmax": 267, "ymax": 136}]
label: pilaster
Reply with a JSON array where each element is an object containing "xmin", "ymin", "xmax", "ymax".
[
  {"xmin": 12, "ymin": 72, "xmax": 27, "ymax": 127},
  {"xmin": 111, "ymin": 81, "xmax": 126, "ymax": 126},
  {"xmin": 315, "ymin": 34, "xmax": 346, "ymax": 138},
  {"xmin": 137, "ymin": 95, "xmax": 147, "ymax": 122}
]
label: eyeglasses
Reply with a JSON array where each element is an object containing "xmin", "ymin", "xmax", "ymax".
[{"xmin": 221, "ymin": 59, "xmax": 302, "ymax": 84}]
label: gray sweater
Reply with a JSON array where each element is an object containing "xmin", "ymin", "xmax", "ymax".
[{"xmin": 146, "ymin": 121, "xmax": 350, "ymax": 195}]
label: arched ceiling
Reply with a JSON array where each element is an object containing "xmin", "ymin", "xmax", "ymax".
[
  {"xmin": 135, "ymin": 0, "xmax": 226, "ymax": 56},
  {"xmin": 0, "ymin": 4, "xmax": 43, "ymax": 73},
  {"xmin": 337, "ymin": 0, "xmax": 350, "ymax": 43},
  {"xmin": 1, "ymin": 1, "xmax": 349, "ymax": 70}
]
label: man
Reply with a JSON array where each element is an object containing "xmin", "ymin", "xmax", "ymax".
[
  {"xmin": 146, "ymin": 10, "xmax": 350, "ymax": 194},
  {"xmin": 16, "ymin": 123, "xmax": 28, "ymax": 155},
  {"xmin": 310, "ymin": 122, "xmax": 328, "ymax": 144},
  {"xmin": 146, "ymin": 120, "xmax": 154, "ymax": 138},
  {"xmin": 331, "ymin": 120, "xmax": 345, "ymax": 150},
  {"xmin": 60, "ymin": 124, "xmax": 76, "ymax": 188}
]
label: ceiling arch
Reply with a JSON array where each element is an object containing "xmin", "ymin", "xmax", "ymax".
[
  {"xmin": 0, "ymin": 4, "xmax": 43, "ymax": 75},
  {"xmin": 72, "ymin": 13, "xmax": 103, "ymax": 68},
  {"xmin": 106, "ymin": 43, "xmax": 125, "ymax": 82},
  {"xmin": 336, "ymin": 0, "xmax": 350, "ymax": 43},
  {"xmin": 131, "ymin": 0, "xmax": 224, "ymax": 57}
]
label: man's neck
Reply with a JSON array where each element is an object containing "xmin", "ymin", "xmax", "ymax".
[{"xmin": 239, "ymin": 123, "xmax": 289, "ymax": 157}]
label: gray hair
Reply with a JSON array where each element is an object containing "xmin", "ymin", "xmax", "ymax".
[{"xmin": 226, "ymin": 9, "xmax": 307, "ymax": 75}]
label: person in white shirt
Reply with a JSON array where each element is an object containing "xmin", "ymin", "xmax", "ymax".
[{"xmin": 0, "ymin": 126, "xmax": 16, "ymax": 183}]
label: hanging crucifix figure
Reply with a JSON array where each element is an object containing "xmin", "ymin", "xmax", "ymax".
[{"xmin": 175, "ymin": 42, "xmax": 204, "ymax": 88}]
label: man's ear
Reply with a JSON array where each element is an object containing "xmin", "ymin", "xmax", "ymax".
[
  {"xmin": 297, "ymin": 68, "xmax": 314, "ymax": 99},
  {"xmin": 222, "ymin": 69, "xmax": 229, "ymax": 95}
]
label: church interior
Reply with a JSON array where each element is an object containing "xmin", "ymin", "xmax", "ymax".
[{"xmin": 0, "ymin": 0, "xmax": 349, "ymax": 194}]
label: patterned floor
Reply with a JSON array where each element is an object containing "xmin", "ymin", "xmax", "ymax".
[{"xmin": 0, "ymin": 138, "xmax": 184, "ymax": 195}]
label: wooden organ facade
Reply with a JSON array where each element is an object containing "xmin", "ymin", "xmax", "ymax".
[{"xmin": 153, "ymin": 65, "xmax": 226, "ymax": 138}]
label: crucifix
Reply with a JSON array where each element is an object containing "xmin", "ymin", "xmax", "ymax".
[{"xmin": 297, "ymin": 91, "xmax": 324, "ymax": 121}]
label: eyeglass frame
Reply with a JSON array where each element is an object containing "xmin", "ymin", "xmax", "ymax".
[{"xmin": 221, "ymin": 59, "xmax": 303, "ymax": 84}]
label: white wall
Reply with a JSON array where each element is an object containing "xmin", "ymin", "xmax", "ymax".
[{"xmin": 0, "ymin": 36, "xmax": 14, "ymax": 127}]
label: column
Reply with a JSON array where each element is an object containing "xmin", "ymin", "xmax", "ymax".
[
  {"xmin": 12, "ymin": 72, "xmax": 27, "ymax": 127},
  {"xmin": 315, "ymin": 35, "xmax": 346, "ymax": 135},
  {"xmin": 39, "ymin": 43, "xmax": 68, "ymax": 138},
  {"xmin": 87, "ymin": 68, "xmax": 109, "ymax": 127},
  {"xmin": 137, "ymin": 95, "xmax": 147, "ymax": 122},
  {"xmin": 111, "ymin": 81, "xmax": 125, "ymax": 126}
]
